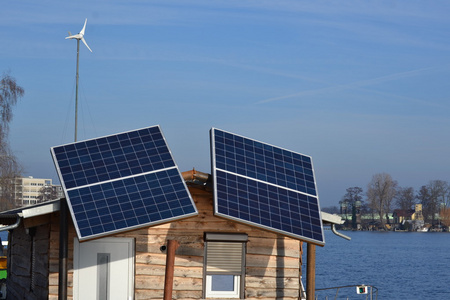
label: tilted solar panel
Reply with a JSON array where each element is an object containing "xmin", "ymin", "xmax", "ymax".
[
  {"xmin": 210, "ymin": 128, "xmax": 324, "ymax": 245},
  {"xmin": 51, "ymin": 125, "xmax": 197, "ymax": 241}
]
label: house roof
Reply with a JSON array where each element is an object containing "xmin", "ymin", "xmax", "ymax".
[
  {"xmin": 0, "ymin": 199, "xmax": 60, "ymax": 219},
  {"xmin": 393, "ymin": 209, "xmax": 415, "ymax": 217}
]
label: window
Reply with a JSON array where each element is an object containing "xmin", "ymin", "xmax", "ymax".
[
  {"xmin": 206, "ymin": 274, "xmax": 241, "ymax": 298},
  {"xmin": 204, "ymin": 233, "xmax": 248, "ymax": 299}
]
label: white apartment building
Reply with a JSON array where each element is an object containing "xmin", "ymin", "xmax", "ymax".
[{"xmin": 14, "ymin": 176, "xmax": 62, "ymax": 207}]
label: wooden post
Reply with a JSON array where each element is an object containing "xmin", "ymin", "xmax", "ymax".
[
  {"xmin": 164, "ymin": 240, "xmax": 180, "ymax": 300},
  {"xmin": 306, "ymin": 243, "xmax": 316, "ymax": 300}
]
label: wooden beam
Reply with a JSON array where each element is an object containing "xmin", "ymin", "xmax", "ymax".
[
  {"xmin": 23, "ymin": 214, "xmax": 50, "ymax": 228},
  {"xmin": 58, "ymin": 199, "xmax": 69, "ymax": 300},
  {"xmin": 164, "ymin": 239, "xmax": 180, "ymax": 300},
  {"xmin": 306, "ymin": 243, "xmax": 316, "ymax": 300}
]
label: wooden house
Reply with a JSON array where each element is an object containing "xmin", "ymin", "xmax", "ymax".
[
  {"xmin": 392, "ymin": 209, "xmax": 414, "ymax": 224},
  {"xmin": 0, "ymin": 169, "xmax": 345, "ymax": 300}
]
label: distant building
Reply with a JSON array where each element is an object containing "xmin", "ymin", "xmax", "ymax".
[
  {"xmin": 412, "ymin": 204, "xmax": 424, "ymax": 221},
  {"xmin": 411, "ymin": 204, "xmax": 425, "ymax": 231},
  {"xmin": 392, "ymin": 209, "xmax": 415, "ymax": 224},
  {"xmin": 54, "ymin": 185, "xmax": 64, "ymax": 199},
  {"xmin": 13, "ymin": 176, "xmax": 62, "ymax": 207}
]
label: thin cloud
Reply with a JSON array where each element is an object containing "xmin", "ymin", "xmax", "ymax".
[{"xmin": 257, "ymin": 66, "xmax": 447, "ymax": 105}]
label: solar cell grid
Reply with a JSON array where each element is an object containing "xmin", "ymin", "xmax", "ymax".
[
  {"xmin": 53, "ymin": 127, "xmax": 174, "ymax": 190},
  {"xmin": 213, "ymin": 128, "xmax": 316, "ymax": 196},
  {"xmin": 215, "ymin": 170, "xmax": 322, "ymax": 241},
  {"xmin": 211, "ymin": 128, "xmax": 324, "ymax": 245},
  {"xmin": 67, "ymin": 169, "xmax": 195, "ymax": 238},
  {"xmin": 51, "ymin": 125, "xmax": 197, "ymax": 240}
]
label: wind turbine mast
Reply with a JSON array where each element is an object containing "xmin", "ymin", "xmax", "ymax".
[
  {"xmin": 60, "ymin": 18, "xmax": 93, "ymax": 300},
  {"xmin": 66, "ymin": 18, "xmax": 92, "ymax": 142}
]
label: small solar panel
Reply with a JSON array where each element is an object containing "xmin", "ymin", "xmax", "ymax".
[
  {"xmin": 210, "ymin": 128, "xmax": 324, "ymax": 245},
  {"xmin": 51, "ymin": 125, "xmax": 197, "ymax": 240}
]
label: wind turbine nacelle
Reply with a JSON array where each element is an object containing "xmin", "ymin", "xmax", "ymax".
[{"xmin": 65, "ymin": 19, "xmax": 93, "ymax": 52}]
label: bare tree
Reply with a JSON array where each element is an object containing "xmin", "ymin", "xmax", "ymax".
[
  {"xmin": 417, "ymin": 185, "xmax": 431, "ymax": 222},
  {"xmin": 395, "ymin": 186, "xmax": 416, "ymax": 211},
  {"xmin": 340, "ymin": 187, "xmax": 364, "ymax": 211},
  {"xmin": 366, "ymin": 173, "xmax": 398, "ymax": 227},
  {"xmin": 0, "ymin": 153, "xmax": 22, "ymax": 210},
  {"xmin": 339, "ymin": 187, "xmax": 364, "ymax": 228},
  {"xmin": 418, "ymin": 180, "xmax": 449, "ymax": 223},
  {"xmin": 0, "ymin": 71, "xmax": 24, "ymax": 209},
  {"xmin": 37, "ymin": 185, "xmax": 58, "ymax": 202},
  {"xmin": 1, "ymin": 71, "xmax": 24, "ymax": 140}
]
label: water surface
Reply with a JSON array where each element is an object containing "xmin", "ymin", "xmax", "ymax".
[{"xmin": 310, "ymin": 230, "xmax": 450, "ymax": 299}]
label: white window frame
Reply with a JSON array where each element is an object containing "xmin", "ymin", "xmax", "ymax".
[
  {"xmin": 205, "ymin": 274, "xmax": 240, "ymax": 298},
  {"xmin": 203, "ymin": 233, "xmax": 248, "ymax": 299}
]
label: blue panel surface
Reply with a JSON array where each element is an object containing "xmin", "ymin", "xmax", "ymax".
[
  {"xmin": 211, "ymin": 128, "xmax": 324, "ymax": 245},
  {"xmin": 51, "ymin": 125, "xmax": 197, "ymax": 240}
]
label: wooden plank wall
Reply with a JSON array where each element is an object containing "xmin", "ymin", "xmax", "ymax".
[{"xmin": 47, "ymin": 186, "xmax": 302, "ymax": 300}]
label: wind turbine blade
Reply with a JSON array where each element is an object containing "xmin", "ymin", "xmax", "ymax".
[
  {"xmin": 81, "ymin": 37, "xmax": 92, "ymax": 52},
  {"xmin": 80, "ymin": 18, "xmax": 88, "ymax": 36},
  {"xmin": 66, "ymin": 34, "xmax": 77, "ymax": 40}
]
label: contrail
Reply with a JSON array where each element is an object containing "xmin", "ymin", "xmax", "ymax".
[{"xmin": 257, "ymin": 65, "xmax": 443, "ymax": 104}]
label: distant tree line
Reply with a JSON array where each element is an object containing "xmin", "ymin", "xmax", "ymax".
[{"xmin": 322, "ymin": 173, "xmax": 450, "ymax": 227}]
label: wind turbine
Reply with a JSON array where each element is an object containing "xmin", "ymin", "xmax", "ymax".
[
  {"xmin": 61, "ymin": 19, "xmax": 93, "ymax": 300},
  {"xmin": 66, "ymin": 18, "xmax": 92, "ymax": 142}
]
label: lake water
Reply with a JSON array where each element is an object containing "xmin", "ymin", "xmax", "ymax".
[{"xmin": 309, "ymin": 230, "xmax": 450, "ymax": 299}]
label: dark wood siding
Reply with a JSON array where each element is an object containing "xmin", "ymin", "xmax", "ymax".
[{"xmin": 7, "ymin": 221, "xmax": 50, "ymax": 300}]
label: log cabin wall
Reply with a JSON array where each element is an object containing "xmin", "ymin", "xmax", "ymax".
[{"xmin": 47, "ymin": 185, "xmax": 302, "ymax": 300}]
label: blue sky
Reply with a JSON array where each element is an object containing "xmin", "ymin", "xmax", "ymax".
[{"xmin": 2, "ymin": 1, "xmax": 450, "ymax": 207}]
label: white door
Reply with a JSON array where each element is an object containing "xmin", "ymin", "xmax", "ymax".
[{"xmin": 73, "ymin": 237, "xmax": 135, "ymax": 300}]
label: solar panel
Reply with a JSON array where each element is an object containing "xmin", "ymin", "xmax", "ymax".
[
  {"xmin": 210, "ymin": 128, "xmax": 324, "ymax": 245},
  {"xmin": 51, "ymin": 125, "xmax": 197, "ymax": 241}
]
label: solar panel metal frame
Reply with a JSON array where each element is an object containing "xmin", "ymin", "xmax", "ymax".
[
  {"xmin": 210, "ymin": 128, "xmax": 325, "ymax": 246},
  {"xmin": 51, "ymin": 125, "xmax": 198, "ymax": 241}
]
